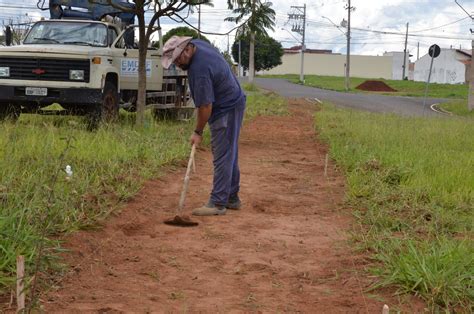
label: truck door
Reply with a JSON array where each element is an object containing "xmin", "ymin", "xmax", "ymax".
[{"xmin": 111, "ymin": 26, "xmax": 163, "ymax": 91}]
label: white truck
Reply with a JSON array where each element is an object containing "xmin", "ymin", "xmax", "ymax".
[{"xmin": 0, "ymin": 0, "xmax": 192, "ymax": 125}]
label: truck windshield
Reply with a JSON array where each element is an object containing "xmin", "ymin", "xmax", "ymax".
[{"xmin": 24, "ymin": 21, "xmax": 108, "ymax": 47}]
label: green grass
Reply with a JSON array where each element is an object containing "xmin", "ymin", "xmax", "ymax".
[
  {"xmin": 0, "ymin": 88, "xmax": 287, "ymax": 299},
  {"xmin": 438, "ymin": 99, "xmax": 474, "ymax": 118},
  {"xmin": 242, "ymin": 82, "xmax": 259, "ymax": 92},
  {"xmin": 315, "ymin": 104, "xmax": 473, "ymax": 311},
  {"xmin": 242, "ymin": 82, "xmax": 288, "ymax": 118},
  {"xmin": 262, "ymin": 74, "xmax": 469, "ymax": 99},
  {"xmin": 0, "ymin": 114, "xmax": 194, "ymax": 293}
]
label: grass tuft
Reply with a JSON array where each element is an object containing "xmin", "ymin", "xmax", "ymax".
[
  {"xmin": 438, "ymin": 99, "xmax": 474, "ymax": 118},
  {"xmin": 374, "ymin": 238, "xmax": 473, "ymax": 309},
  {"xmin": 242, "ymin": 82, "xmax": 260, "ymax": 92}
]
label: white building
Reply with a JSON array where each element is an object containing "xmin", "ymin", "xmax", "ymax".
[
  {"xmin": 414, "ymin": 49, "xmax": 471, "ymax": 84},
  {"xmin": 383, "ymin": 51, "xmax": 410, "ymax": 80}
]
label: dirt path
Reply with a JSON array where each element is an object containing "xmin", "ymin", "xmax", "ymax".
[{"xmin": 42, "ymin": 99, "xmax": 413, "ymax": 312}]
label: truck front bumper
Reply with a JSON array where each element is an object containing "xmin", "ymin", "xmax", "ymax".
[{"xmin": 0, "ymin": 86, "xmax": 102, "ymax": 106}]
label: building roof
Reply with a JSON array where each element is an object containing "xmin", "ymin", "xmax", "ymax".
[
  {"xmin": 284, "ymin": 45, "xmax": 333, "ymax": 54},
  {"xmin": 456, "ymin": 49, "xmax": 472, "ymax": 58}
]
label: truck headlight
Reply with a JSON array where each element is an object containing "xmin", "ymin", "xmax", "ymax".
[
  {"xmin": 0, "ymin": 67, "xmax": 10, "ymax": 77},
  {"xmin": 69, "ymin": 70, "xmax": 84, "ymax": 81}
]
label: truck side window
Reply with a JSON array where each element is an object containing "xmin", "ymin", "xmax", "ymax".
[
  {"xmin": 123, "ymin": 28, "xmax": 136, "ymax": 49},
  {"xmin": 108, "ymin": 27, "xmax": 117, "ymax": 46}
]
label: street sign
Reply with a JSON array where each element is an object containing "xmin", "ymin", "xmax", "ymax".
[
  {"xmin": 428, "ymin": 44, "xmax": 440, "ymax": 58},
  {"xmin": 423, "ymin": 44, "xmax": 441, "ymax": 113}
]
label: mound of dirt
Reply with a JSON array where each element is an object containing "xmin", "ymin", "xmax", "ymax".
[{"xmin": 356, "ymin": 80, "xmax": 397, "ymax": 92}]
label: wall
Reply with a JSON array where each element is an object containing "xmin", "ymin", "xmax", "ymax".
[
  {"xmin": 384, "ymin": 51, "xmax": 410, "ymax": 80},
  {"xmin": 466, "ymin": 62, "xmax": 471, "ymax": 84},
  {"xmin": 413, "ymin": 49, "xmax": 470, "ymax": 84},
  {"xmin": 260, "ymin": 53, "xmax": 393, "ymax": 79}
]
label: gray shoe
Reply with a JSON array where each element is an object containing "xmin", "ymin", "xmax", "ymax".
[
  {"xmin": 192, "ymin": 203, "xmax": 227, "ymax": 216},
  {"xmin": 226, "ymin": 195, "xmax": 241, "ymax": 210}
]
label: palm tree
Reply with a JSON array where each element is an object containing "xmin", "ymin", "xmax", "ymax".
[{"xmin": 226, "ymin": 0, "xmax": 275, "ymax": 84}]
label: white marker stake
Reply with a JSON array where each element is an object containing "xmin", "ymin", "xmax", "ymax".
[{"xmin": 17, "ymin": 255, "xmax": 25, "ymax": 312}]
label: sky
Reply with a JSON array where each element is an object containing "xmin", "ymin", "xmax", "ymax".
[{"xmin": 1, "ymin": 0, "xmax": 473, "ymax": 62}]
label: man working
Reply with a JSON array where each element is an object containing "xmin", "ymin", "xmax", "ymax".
[{"xmin": 161, "ymin": 36, "xmax": 246, "ymax": 216}]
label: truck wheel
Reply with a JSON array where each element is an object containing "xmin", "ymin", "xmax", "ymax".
[
  {"xmin": 87, "ymin": 81, "xmax": 119, "ymax": 129},
  {"xmin": 0, "ymin": 103, "xmax": 20, "ymax": 122},
  {"xmin": 101, "ymin": 81, "xmax": 119, "ymax": 122}
]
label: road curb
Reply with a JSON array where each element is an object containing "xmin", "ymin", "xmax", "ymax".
[{"xmin": 430, "ymin": 103, "xmax": 453, "ymax": 116}]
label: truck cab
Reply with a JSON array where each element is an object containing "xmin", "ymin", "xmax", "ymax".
[{"xmin": 0, "ymin": 0, "xmax": 191, "ymax": 125}]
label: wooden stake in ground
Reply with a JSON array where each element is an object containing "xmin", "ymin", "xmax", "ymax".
[
  {"xmin": 324, "ymin": 153, "xmax": 329, "ymax": 177},
  {"xmin": 16, "ymin": 255, "xmax": 25, "ymax": 312}
]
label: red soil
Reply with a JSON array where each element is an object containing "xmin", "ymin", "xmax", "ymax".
[{"xmin": 356, "ymin": 80, "xmax": 397, "ymax": 92}]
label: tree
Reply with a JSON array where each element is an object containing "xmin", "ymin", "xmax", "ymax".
[
  {"xmin": 100, "ymin": 0, "xmax": 212, "ymax": 127},
  {"xmin": 225, "ymin": 0, "xmax": 275, "ymax": 84},
  {"xmin": 231, "ymin": 34, "xmax": 282, "ymax": 72},
  {"xmin": 162, "ymin": 26, "xmax": 210, "ymax": 46},
  {"xmin": 2, "ymin": 17, "xmax": 34, "ymax": 45},
  {"xmin": 222, "ymin": 51, "xmax": 233, "ymax": 66}
]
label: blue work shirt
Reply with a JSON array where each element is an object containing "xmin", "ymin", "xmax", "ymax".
[{"xmin": 187, "ymin": 39, "xmax": 245, "ymax": 123}]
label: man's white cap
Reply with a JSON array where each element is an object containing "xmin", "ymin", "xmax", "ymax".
[{"xmin": 161, "ymin": 35, "xmax": 193, "ymax": 69}]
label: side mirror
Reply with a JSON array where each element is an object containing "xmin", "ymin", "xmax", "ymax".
[{"xmin": 5, "ymin": 26, "xmax": 12, "ymax": 46}]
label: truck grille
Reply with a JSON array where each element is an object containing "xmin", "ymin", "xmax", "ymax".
[{"xmin": 0, "ymin": 57, "xmax": 90, "ymax": 82}]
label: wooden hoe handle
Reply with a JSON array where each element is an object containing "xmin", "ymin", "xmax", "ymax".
[{"xmin": 178, "ymin": 144, "xmax": 196, "ymax": 212}]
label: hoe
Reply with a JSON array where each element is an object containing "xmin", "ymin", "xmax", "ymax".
[{"xmin": 163, "ymin": 144, "xmax": 199, "ymax": 227}]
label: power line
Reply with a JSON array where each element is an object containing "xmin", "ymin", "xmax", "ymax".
[
  {"xmin": 411, "ymin": 16, "xmax": 470, "ymax": 33},
  {"xmin": 0, "ymin": 3, "xmax": 471, "ymax": 46},
  {"xmin": 170, "ymin": 12, "xmax": 247, "ymax": 36}
]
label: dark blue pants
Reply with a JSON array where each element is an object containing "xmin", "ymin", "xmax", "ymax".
[{"xmin": 208, "ymin": 104, "xmax": 245, "ymax": 206}]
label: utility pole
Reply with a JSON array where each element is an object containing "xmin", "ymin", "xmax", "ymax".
[
  {"xmin": 344, "ymin": 0, "xmax": 355, "ymax": 91},
  {"xmin": 198, "ymin": 4, "xmax": 201, "ymax": 39},
  {"xmin": 238, "ymin": 39, "xmax": 242, "ymax": 77},
  {"xmin": 288, "ymin": 4, "xmax": 306, "ymax": 83},
  {"xmin": 455, "ymin": 0, "xmax": 473, "ymax": 111},
  {"xmin": 470, "ymin": 39, "xmax": 474, "ymax": 111},
  {"xmin": 300, "ymin": 4, "xmax": 306, "ymax": 83},
  {"xmin": 402, "ymin": 22, "xmax": 409, "ymax": 80},
  {"xmin": 417, "ymin": 42, "xmax": 420, "ymax": 60}
]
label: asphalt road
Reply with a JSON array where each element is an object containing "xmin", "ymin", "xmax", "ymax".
[{"xmin": 253, "ymin": 78, "xmax": 447, "ymax": 117}]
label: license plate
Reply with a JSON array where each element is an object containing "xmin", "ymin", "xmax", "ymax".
[{"xmin": 26, "ymin": 87, "xmax": 47, "ymax": 96}]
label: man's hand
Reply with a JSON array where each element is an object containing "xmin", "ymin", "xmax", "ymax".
[
  {"xmin": 190, "ymin": 103, "xmax": 212, "ymax": 147},
  {"xmin": 190, "ymin": 132, "xmax": 203, "ymax": 146}
]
